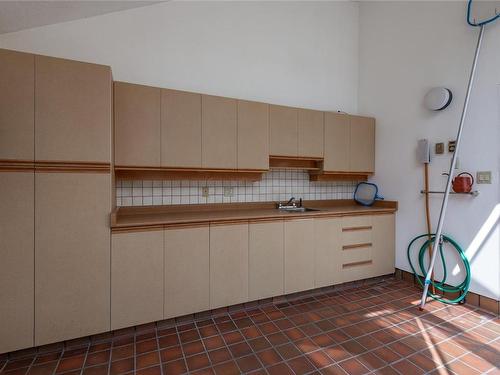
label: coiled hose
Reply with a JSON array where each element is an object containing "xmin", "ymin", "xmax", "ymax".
[{"xmin": 407, "ymin": 234, "xmax": 471, "ymax": 304}]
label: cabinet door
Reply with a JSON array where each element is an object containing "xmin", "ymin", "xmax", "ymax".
[
  {"xmin": 0, "ymin": 49, "xmax": 34, "ymax": 161},
  {"xmin": 165, "ymin": 226, "xmax": 209, "ymax": 318},
  {"xmin": 114, "ymin": 82, "xmax": 161, "ymax": 167},
  {"xmin": 269, "ymin": 105, "xmax": 298, "ymax": 156},
  {"xmin": 35, "ymin": 56, "xmax": 111, "ymax": 163},
  {"xmin": 323, "ymin": 112, "xmax": 349, "ymax": 172},
  {"xmin": 284, "ymin": 219, "xmax": 315, "ymax": 293},
  {"xmin": 371, "ymin": 214, "xmax": 395, "ymax": 277},
  {"xmin": 350, "ymin": 115, "xmax": 375, "ymax": 173},
  {"xmin": 298, "ymin": 109, "xmax": 324, "ymax": 158},
  {"xmin": 35, "ymin": 173, "xmax": 110, "ymax": 345},
  {"xmin": 0, "ymin": 172, "xmax": 34, "ymax": 353},
  {"xmin": 249, "ymin": 221, "xmax": 284, "ymax": 300},
  {"xmin": 202, "ymin": 95, "xmax": 237, "ymax": 169},
  {"xmin": 314, "ymin": 218, "xmax": 341, "ymax": 288},
  {"xmin": 161, "ymin": 89, "xmax": 202, "ymax": 168},
  {"xmin": 210, "ymin": 223, "xmax": 248, "ymax": 308},
  {"xmin": 237, "ymin": 100, "xmax": 269, "ymax": 170},
  {"xmin": 111, "ymin": 230, "xmax": 163, "ymax": 330}
]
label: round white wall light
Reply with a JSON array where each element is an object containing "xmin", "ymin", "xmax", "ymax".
[{"xmin": 424, "ymin": 87, "xmax": 453, "ymax": 111}]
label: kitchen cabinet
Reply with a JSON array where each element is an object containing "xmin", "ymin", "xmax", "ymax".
[
  {"xmin": 210, "ymin": 223, "xmax": 248, "ymax": 308},
  {"xmin": 35, "ymin": 55, "xmax": 111, "ymax": 163},
  {"xmin": 349, "ymin": 115, "xmax": 375, "ymax": 173},
  {"xmin": 161, "ymin": 89, "xmax": 202, "ymax": 168},
  {"xmin": 114, "ymin": 82, "xmax": 161, "ymax": 167},
  {"xmin": 0, "ymin": 49, "xmax": 34, "ymax": 161},
  {"xmin": 298, "ymin": 109, "xmax": 324, "ymax": 158},
  {"xmin": 248, "ymin": 221, "xmax": 284, "ymax": 300},
  {"xmin": 314, "ymin": 218, "xmax": 342, "ymax": 288},
  {"xmin": 323, "ymin": 112, "xmax": 350, "ymax": 172},
  {"xmin": 237, "ymin": 100, "xmax": 269, "ymax": 170},
  {"xmin": 371, "ymin": 214, "xmax": 395, "ymax": 276},
  {"xmin": 284, "ymin": 219, "xmax": 315, "ymax": 293},
  {"xmin": 0, "ymin": 172, "xmax": 34, "ymax": 353},
  {"xmin": 202, "ymin": 95, "xmax": 237, "ymax": 169},
  {"xmin": 165, "ymin": 226, "xmax": 210, "ymax": 318},
  {"xmin": 35, "ymin": 172, "xmax": 110, "ymax": 345},
  {"xmin": 269, "ymin": 105, "xmax": 298, "ymax": 157},
  {"xmin": 111, "ymin": 230, "xmax": 164, "ymax": 330}
]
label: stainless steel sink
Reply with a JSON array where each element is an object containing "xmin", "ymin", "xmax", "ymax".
[{"xmin": 278, "ymin": 207, "xmax": 321, "ymax": 213}]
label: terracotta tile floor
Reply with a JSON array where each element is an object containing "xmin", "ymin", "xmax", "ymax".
[{"xmin": 1, "ymin": 278, "xmax": 499, "ymax": 375}]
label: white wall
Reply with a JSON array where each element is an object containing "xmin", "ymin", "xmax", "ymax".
[
  {"xmin": 359, "ymin": 1, "xmax": 500, "ymax": 299},
  {"xmin": 0, "ymin": 1, "xmax": 359, "ymax": 113}
]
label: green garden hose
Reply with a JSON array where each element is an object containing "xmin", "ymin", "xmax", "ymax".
[{"xmin": 407, "ymin": 234, "xmax": 471, "ymax": 304}]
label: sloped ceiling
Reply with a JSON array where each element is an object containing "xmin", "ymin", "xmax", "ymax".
[{"xmin": 0, "ymin": 1, "xmax": 163, "ymax": 34}]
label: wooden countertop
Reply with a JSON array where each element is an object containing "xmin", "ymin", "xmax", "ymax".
[{"xmin": 111, "ymin": 200, "xmax": 397, "ymax": 232}]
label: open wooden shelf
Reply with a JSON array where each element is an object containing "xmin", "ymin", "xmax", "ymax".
[
  {"xmin": 269, "ymin": 156, "xmax": 322, "ymax": 171},
  {"xmin": 114, "ymin": 166, "xmax": 265, "ymax": 181}
]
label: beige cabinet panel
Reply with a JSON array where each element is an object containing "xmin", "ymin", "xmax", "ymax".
[
  {"xmin": 35, "ymin": 56, "xmax": 111, "ymax": 162},
  {"xmin": 323, "ymin": 112, "xmax": 350, "ymax": 172},
  {"xmin": 210, "ymin": 224, "xmax": 248, "ymax": 308},
  {"xmin": 0, "ymin": 172, "xmax": 34, "ymax": 353},
  {"xmin": 350, "ymin": 115, "xmax": 375, "ymax": 173},
  {"xmin": 284, "ymin": 219, "xmax": 315, "ymax": 294},
  {"xmin": 35, "ymin": 173, "xmax": 110, "ymax": 345},
  {"xmin": 202, "ymin": 95, "xmax": 237, "ymax": 169},
  {"xmin": 165, "ymin": 226, "xmax": 209, "ymax": 318},
  {"xmin": 0, "ymin": 49, "xmax": 34, "ymax": 161},
  {"xmin": 111, "ymin": 230, "xmax": 164, "ymax": 330},
  {"xmin": 269, "ymin": 105, "xmax": 298, "ymax": 156},
  {"xmin": 237, "ymin": 100, "xmax": 269, "ymax": 170},
  {"xmin": 298, "ymin": 109, "xmax": 324, "ymax": 158},
  {"xmin": 249, "ymin": 221, "xmax": 284, "ymax": 300},
  {"xmin": 161, "ymin": 89, "xmax": 202, "ymax": 168},
  {"xmin": 314, "ymin": 218, "xmax": 341, "ymax": 288},
  {"xmin": 371, "ymin": 214, "xmax": 395, "ymax": 277},
  {"xmin": 114, "ymin": 82, "xmax": 161, "ymax": 166}
]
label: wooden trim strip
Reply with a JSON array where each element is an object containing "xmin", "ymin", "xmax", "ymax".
[
  {"xmin": 269, "ymin": 155, "xmax": 323, "ymax": 161},
  {"xmin": 111, "ymin": 225, "xmax": 164, "ymax": 234},
  {"xmin": 0, "ymin": 159, "xmax": 35, "ymax": 172},
  {"xmin": 309, "ymin": 172, "xmax": 370, "ymax": 182},
  {"xmin": 342, "ymin": 260, "xmax": 373, "ymax": 269},
  {"xmin": 248, "ymin": 218, "xmax": 285, "ymax": 224},
  {"xmin": 164, "ymin": 222, "xmax": 210, "ymax": 230},
  {"xmin": 342, "ymin": 226, "xmax": 372, "ymax": 232},
  {"xmin": 342, "ymin": 242, "xmax": 372, "ymax": 250},
  {"xmin": 115, "ymin": 168, "xmax": 263, "ymax": 181},
  {"xmin": 36, "ymin": 161, "xmax": 111, "ymax": 173},
  {"xmin": 209, "ymin": 220, "xmax": 250, "ymax": 227}
]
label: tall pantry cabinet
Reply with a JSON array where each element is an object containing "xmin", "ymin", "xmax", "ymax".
[{"xmin": 0, "ymin": 49, "xmax": 113, "ymax": 351}]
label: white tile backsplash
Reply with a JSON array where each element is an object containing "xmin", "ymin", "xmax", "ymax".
[{"xmin": 116, "ymin": 169, "xmax": 357, "ymax": 207}]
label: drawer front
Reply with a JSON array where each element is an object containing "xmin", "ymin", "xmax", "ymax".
[
  {"xmin": 342, "ymin": 227, "xmax": 372, "ymax": 246},
  {"xmin": 342, "ymin": 244, "xmax": 372, "ymax": 263},
  {"xmin": 341, "ymin": 215, "xmax": 371, "ymax": 228},
  {"xmin": 342, "ymin": 260, "xmax": 374, "ymax": 283}
]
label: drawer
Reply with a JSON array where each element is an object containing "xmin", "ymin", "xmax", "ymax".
[
  {"xmin": 342, "ymin": 244, "xmax": 372, "ymax": 263},
  {"xmin": 342, "ymin": 227, "xmax": 372, "ymax": 246},
  {"xmin": 342, "ymin": 260, "xmax": 374, "ymax": 283},
  {"xmin": 341, "ymin": 215, "xmax": 371, "ymax": 229}
]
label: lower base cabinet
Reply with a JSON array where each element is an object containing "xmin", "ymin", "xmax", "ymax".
[
  {"xmin": 249, "ymin": 221, "xmax": 284, "ymax": 300},
  {"xmin": 372, "ymin": 214, "xmax": 396, "ymax": 276},
  {"xmin": 210, "ymin": 223, "xmax": 249, "ymax": 309},
  {"xmin": 111, "ymin": 230, "xmax": 164, "ymax": 330},
  {"xmin": 314, "ymin": 218, "xmax": 342, "ymax": 288},
  {"xmin": 0, "ymin": 172, "xmax": 34, "ymax": 354},
  {"xmin": 35, "ymin": 173, "xmax": 110, "ymax": 346},
  {"xmin": 165, "ymin": 226, "xmax": 210, "ymax": 318},
  {"xmin": 284, "ymin": 219, "xmax": 315, "ymax": 294}
]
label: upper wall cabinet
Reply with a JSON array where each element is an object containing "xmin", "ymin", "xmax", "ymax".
[
  {"xmin": 114, "ymin": 82, "xmax": 161, "ymax": 167},
  {"xmin": 202, "ymin": 95, "xmax": 238, "ymax": 169},
  {"xmin": 0, "ymin": 49, "xmax": 34, "ymax": 161},
  {"xmin": 298, "ymin": 109, "xmax": 324, "ymax": 158},
  {"xmin": 35, "ymin": 56, "xmax": 111, "ymax": 163},
  {"xmin": 161, "ymin": 89, "xmax": 202, "ymax": 168},
  {"xmin": 269, "ymin": 105, "xmax": 298, "ymax": 157},
  {"xmin": 350, "ymin": 115, "xmax": 375, "ymax": 173},
  {"xmin": 323, "ymin": 112, "xmax": 350, "ymax": 172},
  {"xmin": 237, "ymin": 100, "xmax": 269, "ymax": 170}
]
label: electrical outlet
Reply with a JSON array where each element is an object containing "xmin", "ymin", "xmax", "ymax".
[
  {"xmin": 223, "ymin": 187, "xmax": 234, "ymax": 197},
  {"xmin": 201, "ymin": 186, "xmax": 209, "ymax": 197},
  {"xmin": 477, "ymin": 171, "xmax": 492, "ymax": 184},
  {"xmin": 448, "ymin": 140, "xmax": 456, "ymax": 153}
]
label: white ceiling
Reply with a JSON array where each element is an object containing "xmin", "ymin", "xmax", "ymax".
[{"xmin": 0, "ymin": 1, "xmax": 163, "ymax": 34}]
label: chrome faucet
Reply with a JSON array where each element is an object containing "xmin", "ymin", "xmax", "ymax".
[
  {"xmin": 277, "ymin": 197, "xmax": 302, "ymax": 209},
  {"xmin": 286, "ymin": 197, "xmax": 296, "ymax": 207}
]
